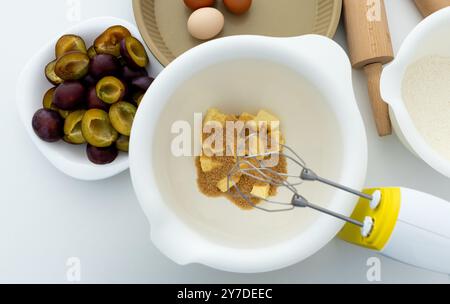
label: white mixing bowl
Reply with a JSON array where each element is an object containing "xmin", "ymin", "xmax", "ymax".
[
  {"xmin": 381, "ymin": 8, "xmax": 450, "ymax": 178},
  {"xmin": 130, "ymin": 35, "xmax": 367, "ymax": 273}
]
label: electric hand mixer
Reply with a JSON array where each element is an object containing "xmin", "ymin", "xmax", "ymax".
[{"xmin": 227, "ymin": 140, "xmax": 450, "ymax": 275}]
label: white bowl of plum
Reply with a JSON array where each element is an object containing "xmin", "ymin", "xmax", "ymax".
[{"xmin": 17, "ymin": 17, "xmax": 158, "ymax": 180}]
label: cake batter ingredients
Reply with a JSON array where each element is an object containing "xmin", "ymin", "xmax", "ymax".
[
  {"xmin": 402, "ymin": 56, "xmax": 450, "ymax": 161},
  {"xmin": 196, "ymin": 108, "xmax": 287, "ymax": 209}
]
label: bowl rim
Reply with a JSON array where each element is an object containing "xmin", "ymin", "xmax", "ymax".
[
  {"xmin": 15, "ymin": 16, "xmax": 150, "ymax": 181},
  {"xmin": 381, "ymin": 7, "xmax": 450, "ymax": 179},
  {"xmin": 130, "ymin": 34, "xmax": 367, "ymax": 273}
]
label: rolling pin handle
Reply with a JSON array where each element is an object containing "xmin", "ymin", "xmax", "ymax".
[{"xmin": 364, "ymin": 63, "xmax": 392, "ymax": 136}]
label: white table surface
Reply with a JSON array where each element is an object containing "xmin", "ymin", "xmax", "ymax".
[{"xmin": 1, "ymin": 0, "xmax": 449, "ymax": 284}]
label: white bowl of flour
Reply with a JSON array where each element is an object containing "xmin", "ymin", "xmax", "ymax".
[{"xmin": 381, "ymin": 7, "xmax": 450, "ymax": 178}]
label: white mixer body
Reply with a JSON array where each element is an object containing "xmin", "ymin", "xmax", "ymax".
[{"xmin": 381, "ymin": 188, "xmax": 450, "ymax": 274}]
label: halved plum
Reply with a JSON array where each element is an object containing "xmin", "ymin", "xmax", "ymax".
[
  {"xmin": 53, "ymin": 81, "xmax": 86, "ymax": 110},
  {"xmin": 42, "ymin": 87, "xmax": 70, "ymax": 118},
  {"xmin": 96, "ymin": 76, "xmax": 126, "ymax": 104},
  {"xmin": 89, "ymin": 54, "xmax": 121, "ymax": 79},
  {"xmin": 55, "ymin": 35, "xmax": 87, "ymax": 58},
  {"xmin": 45, "ymin": 60, "xmax": 64, "ymax": 85},
  {"xmin": 87, "ymin": 86, "xmax": 110, "ymax": 111},
  {"xmin": 63, "ymin": 110, "xmax": 86, "ymax": 145},
  {"xmin": 121, "ymin": 65, "xmax": 148, "ymax": 82},
  {"xmin": 32, "ymin": 109, "xmax": 64, "ymax": 142},
  {"xmin": 55, "ymin": 52, "xmax": 90, "ymax": 80},
  {"xmin": 131, "ymin": 76, "xmax": 154, "ymax": 92},
  {"xmin": 120, "ymin": 36, "xmax": 149, "ymax": 69},
  {"xmin": 87, "ymin": 46, "xmax": 97, "ymax": 59},
  {"xmin": 86, "ymin": 144, "xmax": 119, "ymax": 165},
  {"xmin": 81, "ymin": 109, "xmax": 118, "ymax": 147},
  {"xmin": 94, "ymin": 25, "xmax": 131, "ymax": 57},
  {"xmin": 115, "ymin": 135, "xmax": 129, "ymax": 152},
  {"xmin": 109, "ymin": 101, "xmax": 137, "ymax": 136}
]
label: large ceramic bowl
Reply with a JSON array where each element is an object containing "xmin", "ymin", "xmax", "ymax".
[{"xmin": 130, "ymin": 35, "xmax": 367, "ymax": 273}]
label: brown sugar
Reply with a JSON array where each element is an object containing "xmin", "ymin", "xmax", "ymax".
[{"xmin": 196, "ymin": 108, "xmax": 288, "ymax": 210}]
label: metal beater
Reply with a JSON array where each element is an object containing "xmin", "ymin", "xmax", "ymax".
[{"xmin": 227, "ymin": 143, "xmax": 380, "ymax": 236}]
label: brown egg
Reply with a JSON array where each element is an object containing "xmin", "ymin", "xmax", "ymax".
[
  {"xmin": 188, "ymin": 8, "xmax": 225, "ymax": 40},
  {"xmin": 184, "ymin": 0, "xmax": 215, "ymax": 10},
  {"xmin": 223, "ymin": 0, "xmax": 252, "ymax": 15}
]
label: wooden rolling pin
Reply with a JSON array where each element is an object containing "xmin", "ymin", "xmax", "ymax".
[
  {"xmin": 343, "ymin": 0, "xmax": 394, "ymax": 136},
  {"xmin": 414, "ymin": 0, "xmax": 450, "ymax": 17}
]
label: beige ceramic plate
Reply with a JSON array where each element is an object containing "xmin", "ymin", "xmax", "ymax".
[{"xmin": 133, "ymin": 0, "xmax": 342, "ymax": 66}]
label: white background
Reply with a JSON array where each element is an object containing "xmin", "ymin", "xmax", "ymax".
[{"xmin": 1, "ymin": 0, "xmax": 449, "ymax": 283}]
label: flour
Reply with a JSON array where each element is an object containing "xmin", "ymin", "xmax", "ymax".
[{"xmin": 402, "ymin": 56, "xmax": 450, "ymax": 161}]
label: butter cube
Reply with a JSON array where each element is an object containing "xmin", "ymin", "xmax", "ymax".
[
  {"xmin": 251, "ymin": 184, "xmax": 271, "ymax": 199},
  {"xmin": 227, "ymin": 114, "xmax": 238, "ymax": 121},
  {"xmin": 203, "ymin": 108, "xmax": 228, "ymax": 156},
  {"xmin": 239, "ymin": 112, "xmax": 256, "ymax": 122},
  {"xmin": 200, "ymin": 156, "xmax": 222, "ymax": 172},
  {"xmin": 217, "ymin": 175, "xmax": 241, "ymax": 193},
  {"xmin": 239, "ymin": 113, "xmax": 258, "ymax": 133},
  {"xmin": 204, "ymin": 108, "xmax": 227, "ymax": 127},
  {"xmin": 255, "ymin": 110, "xmax": 280, "ymax": 132}
]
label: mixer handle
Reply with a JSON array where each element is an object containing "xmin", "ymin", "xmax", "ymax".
[{"xmin": 339, "ymin": 187, "xmax": 450, "ymax": 274}]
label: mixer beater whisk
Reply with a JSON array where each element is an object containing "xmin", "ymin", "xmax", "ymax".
[{"xmin": 227, "ymin": 143, "xmax": 381, "ymax": 237}]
